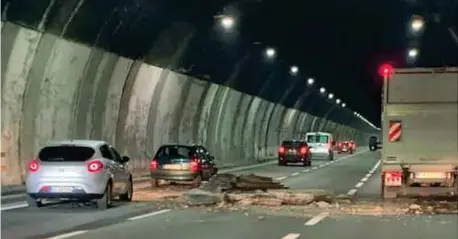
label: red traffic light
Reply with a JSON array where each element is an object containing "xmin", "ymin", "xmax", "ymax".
[{"xmin": 378, "ymin": 63, "xmax": 393, "ymax": 77}]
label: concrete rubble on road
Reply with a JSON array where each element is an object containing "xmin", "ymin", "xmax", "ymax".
[
  {"xmin": 183, "ymin": 173, "xmax": 345, "ymax": 207},
  {"xmin": 132, "ymin": 174, "xmax": 457, "ymax": 217}
]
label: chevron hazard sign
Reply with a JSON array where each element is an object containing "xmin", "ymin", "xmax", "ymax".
[{"xmin": 388, "ymin": 120, "xmax": 402, "ymax": 142}]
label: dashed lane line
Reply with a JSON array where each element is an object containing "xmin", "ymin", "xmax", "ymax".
[
  {"xmin": 354, "ymin": 182, "xmax": 364, "ymax": 188},
  {"xmin": 281, "ymin": 233, "xmax": 301, "ymax": 239},
  {"xmin": 46, "ymin": 209, "xmax": 171, "ymax": 239},
  {"xmin": 346, "ymin": 160, "xmax": 381, "ymax": 196},
  {"xmin": 274, "ymin": 149, "xmax": 368, "ymax": 182},
  {"xmin": 127, "ymin": 209, "xmax": 171, "ymax": 221},
  {"xmin": 304, "ymin": 212, "xmax": 329, "ymax": 226},
  {"xmin": 45, "ymin": 230, "xmax": 88, "ymax": 239}
]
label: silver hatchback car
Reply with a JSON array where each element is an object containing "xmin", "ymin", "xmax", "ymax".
[{"xmin": 25, "ymin": 140, "xmax": 133, "ymax": 209}]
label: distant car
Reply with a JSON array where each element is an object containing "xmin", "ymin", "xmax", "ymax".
[
  {"xmin": 336, "ymin": 141, "xmax": 354, "ymax": 154},
  {"xmin": 305, "ymin": 132, "xmax": 335, "ymax": 160},
  {"xmin": 149, "ymin": 144, "xmax": 218, "ymax": 188},
  {"xmin": 25, "ymin": 140, "xmax": 133, "ymax": 209},
  {"xmin": 369, "ymin": 136, "xmax": 378, "ymax": 151},
  {"xmin": 278, "ymin": 140, "xmax": 311, "ymax": 166},
  {"xmin": 350, "ymin": 140, "xmax": 356, "ymax": 151}
]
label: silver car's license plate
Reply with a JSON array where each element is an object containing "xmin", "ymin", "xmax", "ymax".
[{"xmin": 51, "ymin": 187, "xmax": 73, "ymax": 193}]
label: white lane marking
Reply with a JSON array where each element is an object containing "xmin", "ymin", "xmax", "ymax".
[
  {"xmin": 345, "ymin": 160, "xmax": 381, "ymax": 196},
  {"xmin": 221, "ymin": 160, "xmax": 277, "ymax": 173},
  {"xmin": 1, "ymin": 193, "xmax": 25, "ymax": 200},
  {"xmin": 45, "ymin": 230, "xmax": 88, "ymax": 239},
  {"xmin": 275, "ymin": 148, "xmax": 369, "ymax": 183},
  {"xmin": 354, "ymin": 182, "xmax": 364, "ymax": 188},
  {"xmin": 304, "ymin": 212, "xmax": 329, "ymax": 226},
  {"xmin": 1, "ymin": 203, "xmax": 28, "ymax": 211},
  {"xmin": 127, "ymin": 209, "xmax": 171, "ymax": 221},
  {"xmin": 281, "ymin": 233, "xmax": 301, "ymax": 239}
]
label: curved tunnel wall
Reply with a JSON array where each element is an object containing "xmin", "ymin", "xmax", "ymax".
[{"xmin": 1, "ymin": 22, "xmax": 372, "ymax": 186}]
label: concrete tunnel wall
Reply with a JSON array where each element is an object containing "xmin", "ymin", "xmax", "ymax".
[{"xmin": 1, "ymin": 22, "xmax": 369, "ymax": 186}]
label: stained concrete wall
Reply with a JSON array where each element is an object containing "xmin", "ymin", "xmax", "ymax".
[{"xmin": 1, "ymin": 22, "xmax": 370, "ymax": 186}]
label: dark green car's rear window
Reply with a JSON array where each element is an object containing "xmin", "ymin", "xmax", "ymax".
[{"xmin": 154, "ymin": 145, "xmax": 196, "ymax": 164}]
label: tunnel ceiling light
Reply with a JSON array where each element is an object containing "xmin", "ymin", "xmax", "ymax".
[
  {"xmin": 328, "ymin": 93, "xmax": 334, "ymax": 99},
  {"xmin": 319, "ymin": 87, "xmax": 326, "ymax": 93},
  {"xmin": 408, "ymin": 48, "xmax": 419, "ymax": 58},
  {"xmin": 290, "ymin": 66, "xmax": 299, "ymax": 75},
  {"xmin": 410, "ymin": 15, "xmax": 424, "ymax": 32},
  {"xmin": 220, "ymin": 16, "xmax": 235, "ymax": 30},
  {"xmin": 265, "ymin": 48, "xmax": 276, "ymax": 58},
  {"xmin": 336, "ymin": 99, "xmax": 341, "ymax": 104},
  {"xmin": 341, "ymin": 103, "xmax": 346, "ymax": 107},
  {"xmin": 307, "ymin": 78, "xmax": 314, "ymax": 85}
]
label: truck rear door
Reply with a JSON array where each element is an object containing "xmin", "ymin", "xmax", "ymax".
[{"xmin": 383, "ymin": 68, "xmax": 458, "ymax": 166}]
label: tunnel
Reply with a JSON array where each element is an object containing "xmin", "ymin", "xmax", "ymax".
[{"xmin": 0, "ymin": 0, "xmax": 376, "ymax": 186}]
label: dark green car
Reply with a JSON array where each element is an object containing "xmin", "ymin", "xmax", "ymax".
[{"xmin": 149, "ymin": 144, "xmax": 218, "ymax": 188}]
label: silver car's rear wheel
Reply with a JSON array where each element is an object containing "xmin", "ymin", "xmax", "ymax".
[
  {"xmin": 26, "ymin": 195, "xmax": 43, "ymax": 208},
  {"xmin": 96, "ymin": 183, "xmax": 112, "ymax": 209}
]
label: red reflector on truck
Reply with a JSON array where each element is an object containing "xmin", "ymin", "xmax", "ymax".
[{"xmin": 388, "ymin": 120, "xmax": 402, "ymax": 142}]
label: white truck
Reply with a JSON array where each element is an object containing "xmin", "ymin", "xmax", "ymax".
[{"xmin": 381, "ymin": 67, "xmax": 458, "ymax": 199}]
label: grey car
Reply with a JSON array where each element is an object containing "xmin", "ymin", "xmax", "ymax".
[
  {"xmin": 25, "ymin": 140, "xmax": 133, "ymax": 209},
  {"xmin": 149, "ymin": 144, "xmax": 218, "ymax": 188}
]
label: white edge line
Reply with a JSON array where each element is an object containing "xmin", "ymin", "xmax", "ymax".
[
  {"xmin": 281, "ymin": 233, "xmax": 301, "ymax": 239},
  {"xmin": 127, "ymin": 209, "xmax": 171, "ymax": 221},
  {"xmin": 360, "ymin": 177, "xmax": 368, "ymax": 182},
  {"xmin": 1, "ymin": 203, "xmax": 29, "ymax": 211},
  {"xmin": 305, "ymin": 212, "xmax": 329, "ymax": 226},
  {"xmin": 1, "ymin": 194, "xmax": 25, "ymax": 200},
  {"xmin": 276, "ymin": 176, "xmax": 287, "ymax": 181},
  {"xmin": 45, "ymin": 230, "xmax": 88, "ymax": 239}
]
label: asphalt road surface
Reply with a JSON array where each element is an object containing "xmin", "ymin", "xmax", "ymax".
[{"xmin": 2, "ymin": 148, "xmax": 457, "ymax": 239}]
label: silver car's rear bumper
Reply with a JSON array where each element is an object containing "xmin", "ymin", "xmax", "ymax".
[{"xmin": 25, "ymin": 175, "xmax": 108, "ymax": 195}]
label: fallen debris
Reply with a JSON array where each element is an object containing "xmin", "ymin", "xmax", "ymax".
[
  {"xmin": 182, "ymin": 174, "xmax": 342, "ymax": 206},
  {"xmin": 185, "ymin": 174, "xmax": 286, "ymax": 206}
]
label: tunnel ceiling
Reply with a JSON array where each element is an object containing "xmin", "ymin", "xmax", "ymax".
[{"xmin": 2, "ymin": 0, "xmax": 456, "ymax": 127}]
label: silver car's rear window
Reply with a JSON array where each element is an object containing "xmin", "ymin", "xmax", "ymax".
[{"xmin": 38, "ymin": 146, "xmax": 95, "ymax": 162}]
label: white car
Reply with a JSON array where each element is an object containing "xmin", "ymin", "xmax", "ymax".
[{"xmin": 305, "ymin": 132, "xmax": 335, "ymax": 161}]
